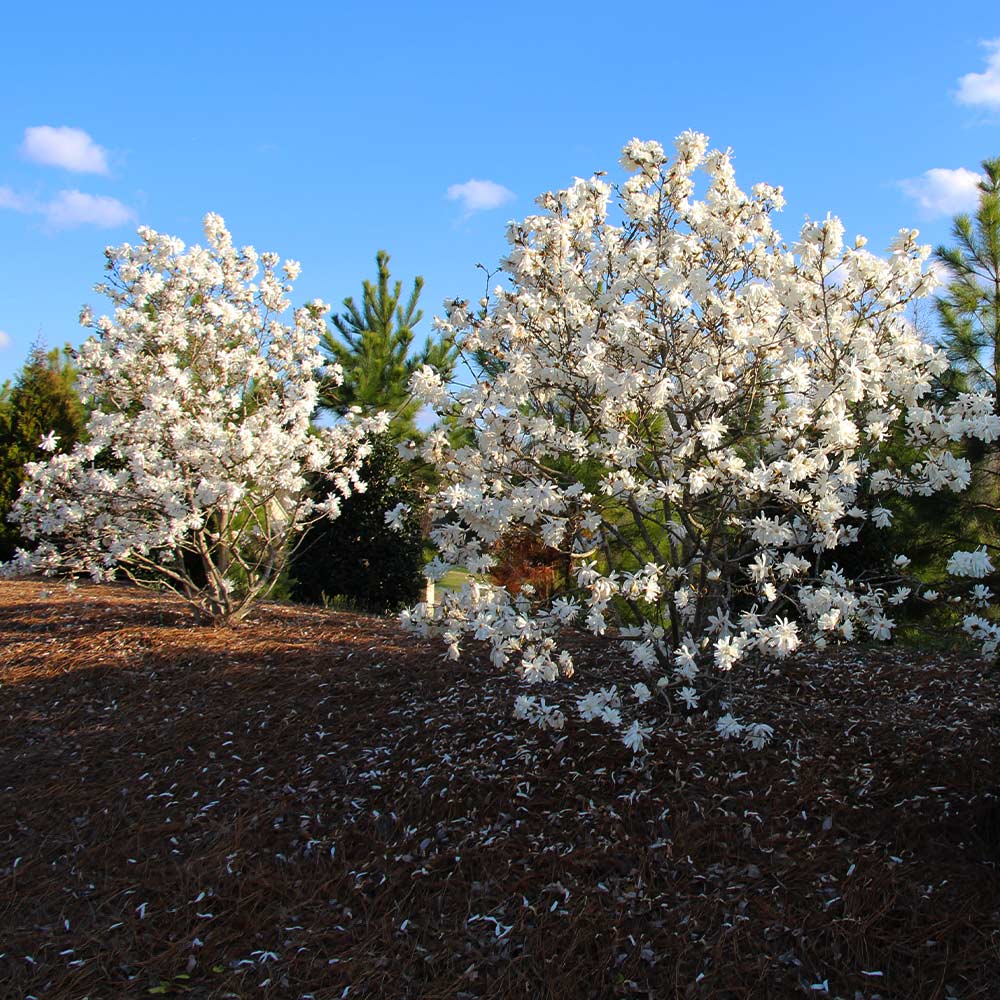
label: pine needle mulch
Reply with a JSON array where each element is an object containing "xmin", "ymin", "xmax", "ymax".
[{"xmin": 2, "ymin": 579, "xmax": 1000, "ymax": 1000}]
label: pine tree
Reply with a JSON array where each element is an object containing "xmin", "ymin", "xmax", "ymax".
[
  {"xmin": 934, "ymin": 157, "xmax": 1000, "ymax": 550},
  {"xmin": 0, "ymin": 345, "xmax": 87, "ymax": 561},
  {"xmin": 318, "ymin": 251, "xmax": 455, "ymax": 439},
  {"xmin": 288, "ymin": 434, "xmax": 425, "ymax": 613},
  {"xmin": 935, "ymin": 157, "xmax": 1000, "ymax": 404}
]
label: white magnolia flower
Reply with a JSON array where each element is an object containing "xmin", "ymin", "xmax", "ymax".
[
  {"xmin": 577, "ymin": 691, "xmax": 605, "ymax": 722},
  {"xmin": 622, "ymin": 720, "xmax": 652, "ymax": 753},
  {"xmin": 716, "ymin": 714, "xmax": 744, "ymax": 740},
  {"xmin": 384, "ymin": 503, "xmax": 410, "ymax": 532},
  {"xmin": 867, "ymin": 615, "xmax": 895, "ymax": 641},
  {"xmin": 744, "ymin": 723, "xmax": 774, "ymax": 751},
  {"xmin": 632, "ymin": 682, "xmax": 652, "ymax": 704},
  {"xmin": 871, "ymin": 507, "xmax": 893, "ymax": 529},
  {"xmin": 678, "ymin": 686, "xmax": 699, "ymax": 710}
]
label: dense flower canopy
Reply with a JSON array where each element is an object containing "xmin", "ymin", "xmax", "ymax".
[
  {"xmin": 404, "ymin": 132, "xmax": 1000, "ymax": 748},
  {"xmin": 3, "ymin": 214, "xmax": 385, "ymax": 622}
]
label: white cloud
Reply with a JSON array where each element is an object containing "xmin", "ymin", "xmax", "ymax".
[
  {"xmin": 0, "ymin": 185, "xmax": 134, "ymax": 230},
  {"xmin": 0, "ymin": 185, "xmax": 32, "ymax": 212},
  {"xmin": 447, "ymin": 178, "xmax": 515, "ymax": 215},
  {"xmin": 0, "ymin": 330, "xmax": 10, "ymax": 350},
  {"xmin": 956, "ymin": 39, "xmax": 1000, "ymax": 109},
  {"xmin": 41, "ymin": 189, "xmax": 134, "ymax": 229},
  {"xmin": 21, "ymin": 126, "xmax": 109, "ymax": 174},
  {"xmin": 899, "ymin": 167, "xmax": 983, "ymax": 217}
]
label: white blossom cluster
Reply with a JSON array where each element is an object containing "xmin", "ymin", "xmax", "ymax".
[
  {"xmin": 3, "ymin": 214, "xmax": 385, "ymax": 622},
  {"xmin": 402, "ymin": 132, "xmax": 1000, "ymax": 750},
  {"xmin": 946, "ymin": 548, "xmax": 994, "ymax": 579}
]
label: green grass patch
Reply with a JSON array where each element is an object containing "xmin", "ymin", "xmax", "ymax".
[{"xmin": 437, "ymin": 568, "xmax": 471, "ymax": 591}]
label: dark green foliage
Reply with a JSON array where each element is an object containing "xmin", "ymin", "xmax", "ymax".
[
  {"xmin": 289, "ymin": 434, "xmax": 424, "ymax": 613},
  {"xmin": 0, "ymin": 345, "xmax": 87, "ymax": 561},
  {"xmin": 318, "ymin": 251, "xmax": 456, "ymax": 440}
]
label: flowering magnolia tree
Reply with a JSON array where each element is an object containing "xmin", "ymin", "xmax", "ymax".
[
  {"xmin": 403, "ymin": 132, "xmax": 1000, "ymax": 750},
  {"xmin": 3, "ymin": 214, "xmax": 385, "ymax": 624}
]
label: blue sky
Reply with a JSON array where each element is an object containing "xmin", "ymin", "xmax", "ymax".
[{"xmin": 1, "ymin": 2, "xmax": 999, "ymax": 384}]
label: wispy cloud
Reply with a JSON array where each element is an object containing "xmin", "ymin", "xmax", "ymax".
[
  {"xmin": 0, "ymin": 330, "xmax": 10, "ymax": 350},
  {"xmin": 20, "ymin": 125, "xmax": 110, "ymax": 174},
  {"xmin": 0, "ymin": 185, "xmax": 34, "ymax": 212},
  {"xmin": 42, "ymin": 189, "xmax": 134, "ymax": 229},
  {"xmin": 956, "ymin": 39, "xmax": 1000, "ymax": 109},
  {"xmin": 0, "ymin": 185, "xmax": 135, "ymax": 230},
  {"xmin": 899, "ymin": 167, "xmax": 982, "ymax": 217},
  {"xmin": 447, "ymin": 178, "xmax": 515, "ymax": 216}
]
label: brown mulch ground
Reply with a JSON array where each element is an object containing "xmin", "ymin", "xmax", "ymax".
[{"xmin": 2, "ymin": 580, "xmax": 1000, "ymax": 1000}]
